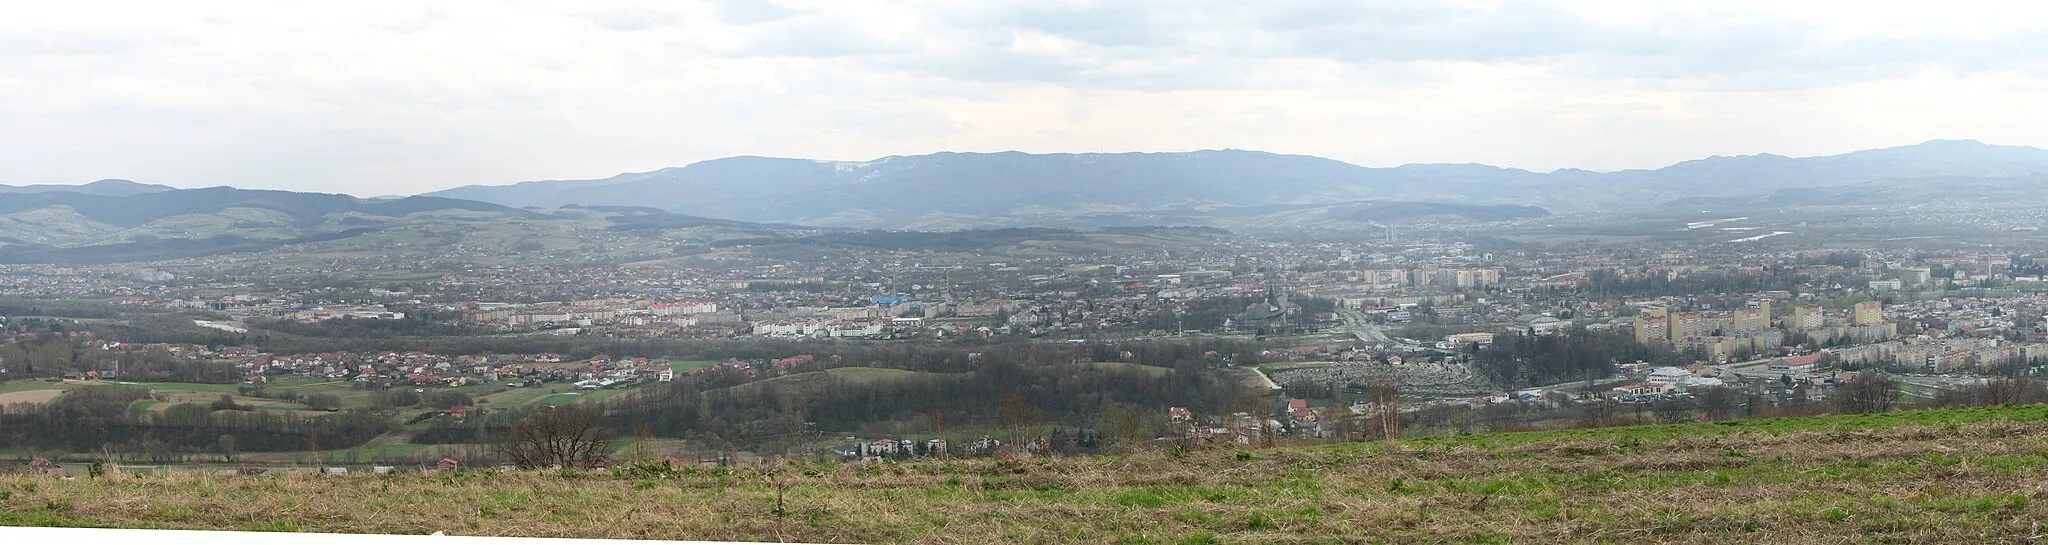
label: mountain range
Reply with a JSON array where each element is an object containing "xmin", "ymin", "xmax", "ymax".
[
  {"xmin": 422, "ymin": 139, "xmax": 2048, "ymax": 229},
  {"xmin": 8, "ymin": 139, "xmax": 2048, "ymax": 264},
  {"xmin": 0, "ymin": 179, "xmax": 174, "ymax": 197}
]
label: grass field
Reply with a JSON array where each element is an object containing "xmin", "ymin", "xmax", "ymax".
[
  {"xmin": 10, "ymin": 405, "xmax": 2048, "ymax": 542},
  {"xmin": 476, "ymin": 384, "xmax": 572, "ymax": 408},
  {"xmin": 822, "ymin": 367, "xmax": 921, "ymax": 383},
  {"xmin": 0, "ymin": 381, "xmax": 80, "ymax": 395},
  {"xmin": 1082, "ymin": 362, "xmax": 1172, "ymax": 376},
  {"xmin": 536, "ymin": 388, "xmax": 634, "ymax": 407},
  {"xmin": 728, "ymin": 367, "xmax": 940, "ymax": 393},
  {"xmin": 113, "ymin": 382, "xmax": 243, "ymax": 393},
  {"xmin": 0, "ymin": 389, "xmax": 65, "ymax": 406}
]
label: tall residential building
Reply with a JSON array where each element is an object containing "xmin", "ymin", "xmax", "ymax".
[
  {"xmin": 1669, "ymin": 312, "xmax": 1706, "ymax": 340},
  {"xmin": 1473, "ymin": 268, "xmax": 1504, "ymax": 287},
  {"xmin": 1793, "ymin": 306, "xmax": 1824, "ymax": 329},
  {"xmin": 1636, "ymin": 314, "xmax": 1670, "ymax": 344},
  {"xmin": 1853, "ymin": 301, "xmax": 1884, "ymax": 326},
  {"xmin": 1734, "ymin": 300, "xmax": 1772, "ymax": 332}
]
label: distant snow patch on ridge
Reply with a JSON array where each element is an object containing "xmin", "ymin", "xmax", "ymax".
[{"xmin": 831, "ymin": 160, "xmax": 885, "ymax": 174}]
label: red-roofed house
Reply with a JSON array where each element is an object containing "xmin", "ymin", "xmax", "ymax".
[{"xmin": 1286, "ymin": 399, "xmax": 1310, "ymax": 418}]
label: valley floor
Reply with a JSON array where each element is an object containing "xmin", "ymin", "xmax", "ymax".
[{"xmin": 7, "ymin": 406, "xmax": 2048, "ymax": 543}]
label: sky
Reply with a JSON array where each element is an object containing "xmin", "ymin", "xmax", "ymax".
[{"xmin": 3, "ymin": 0, "xmax": 2046, "ymax": 196}]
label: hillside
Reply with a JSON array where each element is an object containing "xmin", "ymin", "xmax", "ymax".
[
  {"xmin": 0, "ymin": 187, "xmax": 817, "ymax": 264},
  {"xmin": 8, "ymin": 405, "xmax": 2048, "ymax": 543},
  {"xmin": 423, "ymin": 140, "xmax": 2048, "ymax": 228}
]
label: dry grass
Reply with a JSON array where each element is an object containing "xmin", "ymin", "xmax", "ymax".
[
  {"xmin": 8, "ymin": 420, "xmax": 2048, "ymax": 543},
  {"xmin": 0, "ymin": 389, "xmax": 65, "ymax": 406}
]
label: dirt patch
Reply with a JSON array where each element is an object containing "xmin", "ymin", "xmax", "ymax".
[{"xmin": 0, "ymin": 389, "xmax": 65, "ymax": 405}]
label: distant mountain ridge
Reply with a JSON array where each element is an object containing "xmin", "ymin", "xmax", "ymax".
[
  {"xmin": 0, "ymin": 186, "xmax": 543, "ymax": 263},
  {"xmin": 0, "ymin": 179, "xmax": 175, "ymax": 197},
  {"xmin": 423, "ymin": 139, "xmax": 2048, "ymax": 228},
  {"xmin": 0, "ymin": 187, "xmax": 524, "ymax": 228},
  {"xmin": 0, "ymin": 184, "xmax": 822, "ymax": 264}
]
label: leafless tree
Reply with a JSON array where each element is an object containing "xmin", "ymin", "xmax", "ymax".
[
  {"xmin": 1652, "ymin": 398, "xmax": 1694, "ymax": 424},
  {"xmin": 1365, "ymin": 371, "xmax": 1402, "ymax": 440},
  {"xmin": 995, "ymin": 391, "xmax": 1043, "ymax": 452},
  {"xmin": 1835, "ymin": 372, "xmax": 1900, "ymax": 415},
  {"xmin": 1096, "ymin": 403, "xmax": 1148, "ymax": 453},
  {"xmin": 216, "ymin": 434, "xmax": 236, "ymax": 463},
  {"xmin": 1983, "ymin": 366, "xmax": 2045, "ymax": 405},
  {"xmin": 1695, "ymin": 387, "xmax": 1735, "ymax": 421},
  {"xmin": 498, "ymin": 404, "xmax": 614, "ymax": 469}
]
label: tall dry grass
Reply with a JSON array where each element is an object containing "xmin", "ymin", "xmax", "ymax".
[{"xmin": 3, "ymin": 420, "xmax": 2047, "ymax": 543}]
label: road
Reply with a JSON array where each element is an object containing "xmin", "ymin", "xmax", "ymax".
[{"xmin": 1336, "ymin": 308, "xmax": 1395, "ymax": 345}]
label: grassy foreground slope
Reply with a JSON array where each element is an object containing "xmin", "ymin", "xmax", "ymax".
[{"xmin": 6, "ymin": 406, "xmax": 2048, "ymax": 543}]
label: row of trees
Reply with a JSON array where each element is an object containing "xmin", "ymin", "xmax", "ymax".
[{"xmin": 1468, "ymin": 328, "xmax": 1682, "ymax": 388}]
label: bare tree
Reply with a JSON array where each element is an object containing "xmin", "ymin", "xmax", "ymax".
[
  {"xmin": 1835, "ymin": 372, "xmax": 1899, "ymax": 415},
  {"xmin": 216, "ymin": 434, "xmax": 236, "ymax": 463},
  {"xmin": 630, "ymin": 422, "xmax": 656, "ymax": 463},
  {"xmin": 1096, "ymin": 404, "xmax": 1148, "ymax": 453},
  {"xmin": 1652, "ymin": 398, "xmax": 1694, "ymax": 424},
  {"xmin": 995, "ymin": 391, "xmax": 1043, "ymax": 453},
  {"xmin": 1365, "ymin": 372, "xmax": 1403, "ymax": 440},
  {"xmin": 1983, "ymin": 367, "xmax": 2044, "ymax": 405},
  {"xmin": 498, "ymin": 404, "xmax": 614, "ymax": 469},
  {"xmin": 1695, "ymin": 387, "xmax": 1734, "ymax": 421}
]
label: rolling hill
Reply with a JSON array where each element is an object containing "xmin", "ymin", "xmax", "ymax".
[{"xmin": 0, "ymin": 187, "xmax": 811, "ymax": 264}]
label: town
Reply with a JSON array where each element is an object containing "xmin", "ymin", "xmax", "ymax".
[{"xmin": 8, "ymin": 212, "xmax": 2048, "ymax": 472}]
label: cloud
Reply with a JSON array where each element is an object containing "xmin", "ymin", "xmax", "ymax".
[
  {"xmin": 710, "ymin": 0, "xmax": 796, "ymax": 25},
  {"xmin": 0, "ymin": 0, "xmax": 2044, "ymax": 196},
  {"xmin": 589, "ymin": 8, "xmax": 682, "ymax": 32}
]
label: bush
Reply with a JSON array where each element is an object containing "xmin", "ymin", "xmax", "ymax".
[
  {"xmin": 425, "ymin": 390, "xmax": 474, "ymax": 410},
  {"xmin": 210, "ymin": 394, "xmax": 248, "ymax": 412},
  {"xmin": 304, "ymin": 393, "xmax": 343, "ymax": 411}
]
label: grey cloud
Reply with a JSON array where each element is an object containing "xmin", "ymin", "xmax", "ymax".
[{"xmin": 736, "ymin": 1, "xmax": 2048, "ymax": 94}]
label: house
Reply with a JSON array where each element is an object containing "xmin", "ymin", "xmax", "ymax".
[
  {"xmin": 1167, "ymin": 407, "xmax": 1193, "ymax": 424},
  {"xmin": 870, "ymin": 439, "xmax": 901, "ymax": 457}
]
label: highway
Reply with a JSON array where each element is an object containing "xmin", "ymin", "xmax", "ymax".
[{"xmin": 1336, "ymin": 308, "xmax": 1395, "ymax": 345}]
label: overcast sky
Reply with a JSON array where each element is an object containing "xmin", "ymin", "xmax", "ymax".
[{"xmin": 4, "ymin": 0, "xmax": 2046, "ymax": 196}]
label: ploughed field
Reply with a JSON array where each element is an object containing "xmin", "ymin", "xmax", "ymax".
[{"xmin": 6, "ymin": 405, "xmax": 2048, "ymax": 543}]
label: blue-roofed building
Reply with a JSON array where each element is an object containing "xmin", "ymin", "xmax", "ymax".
[{"xmin": 870, "ymin": 295, "xmax": 910, "ymax": 306}]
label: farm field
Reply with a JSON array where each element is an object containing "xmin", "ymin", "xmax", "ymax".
[
  {"xmin": 0, "ymin": 389, "xmax": 65, "ymax": 406},
  {"xmin": 8, "ymin": 405, "xmax": 2048, "ymax": 542}
]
